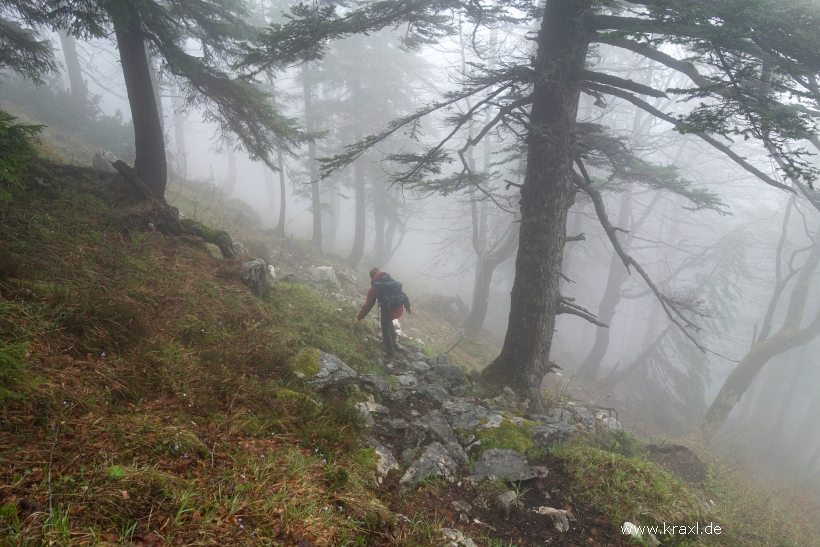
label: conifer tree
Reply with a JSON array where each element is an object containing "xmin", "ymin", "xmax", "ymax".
[
  {"xmin": 246, "ymin": 0, "xmax": 820, "ymax": 426},
  {"xmin": 40, "ymin": 0, "xmax": 305, "ymax": 201}
]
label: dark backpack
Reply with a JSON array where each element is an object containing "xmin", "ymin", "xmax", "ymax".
[{"xmin": 372, "ymin": 273, "xmax": 408, "ymax": 311}]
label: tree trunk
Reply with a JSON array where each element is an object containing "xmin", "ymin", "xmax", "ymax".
[
  {"xmin": 465, "ymin": 260, "xmax": 500, "ymax": 334},
  {"xmin": 110, "ymin": 5, "xmax": 168, "ymax": 201},
  {"xmin": 172, "ymin": 90, "xmax": 187, "ymax": 180},
  {"xmin": 578, "ymin": 189, "xmax": 633, "ymax": 381},
  {"xmin": 302, "ymin": 66, "xmax": 322, "ymax": 249},
  {"xmin": 274, "ymin": 145, "xmax": 287, "ymax": 236},
  {"xmin": 146, "ymin": 43, "xmax": 164, "ymax": 136},
  {"xmin": 348, "ymin": 151, "xmax": 367, "ymax": 268},
  {"xmin": 480, "ymin": 0, "xmax": 591, "ymax": 408},
  {"xmin": 327, "ymin": 183, "xmax": 341, "ymax": 250},
  {"xmin": 373, "ymin": 182, "xmax": 388, "ymax": 266},
  {"xmin": 225, "ymin": 148, "xmax": 236, "ymax": 196},
  {"xmin": 264, "ymin": 165, "xmax": 276, "ymax": 217},
  {"xmin": 57, "ymin": 31, "xmax": 85, "ymax": 101},
  {"xmin": 763, "ymin": 346, "xmax": 809, "ymax": 459},
  {"xmin": 465, "ymin": 224, "xmax": 519, "ymax": 333},
  {"xmin": 691, "ymin": 239, "xmax": 820, "ymax": 444}
]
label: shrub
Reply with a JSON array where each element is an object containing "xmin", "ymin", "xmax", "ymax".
[{"xmin": 0, "ymin": 110, "xmax": 45, "ymax": 201}]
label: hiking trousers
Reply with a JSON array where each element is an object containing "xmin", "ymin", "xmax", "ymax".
[{"xmin": 380, "ymin": 304, "xmax": 397, "ymax": 355}]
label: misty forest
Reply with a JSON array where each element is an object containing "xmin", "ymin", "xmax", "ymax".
[{"xmin": 3, "ymin": 0, "xmax": 820, "ymax": 545}]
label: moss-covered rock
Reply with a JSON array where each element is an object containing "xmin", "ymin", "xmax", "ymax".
[
  {"xmin": 472, "ymin": 419, "xmax": 541, "ymax": 454},
  {"xmin": 287, "ymin": 348, "xmax": 322, "ymax": 377}
]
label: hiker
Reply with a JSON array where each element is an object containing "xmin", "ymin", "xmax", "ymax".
[{"xmin": 354, "ymin": 268, "xmax": 411, "ymax": 356}]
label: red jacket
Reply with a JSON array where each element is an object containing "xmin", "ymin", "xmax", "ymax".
[{"xmin": 357, "ymin": 271, "xmax": 408, "ymax": 320}]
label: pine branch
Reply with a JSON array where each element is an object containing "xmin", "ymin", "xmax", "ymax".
[{"xmin": 585, "ymin": 82, "xmax": 796, "ymax": 194}]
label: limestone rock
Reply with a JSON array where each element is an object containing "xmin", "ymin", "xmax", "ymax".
[
  {"xmin": 470, "ymin": 449, "xmax": 538, "ymax": 482},
  {"xmin": 267, "ymin": 265, "xmax": 277, "ymax": 282},
  {"xmin": 408, "ymin": 360, "xmax": 430, "ymax": 374},
  {"xmin": 440, "ymin": 401, "xmax": 492, "ymax": 431},
  {"xmin": 310, "ymin": 266, "xmax": 341, "ymax": 290},
  {"xmin": 384, "ymin": 418, "xmax": 409, "ymax": 431},
  {"xmin": 534, "ymin": 507, "xmax": 573, "ymax": 532},
  {"xmin": 361, "ymin": 374, "xmax": 392, "ymax": 397},
  {"xmin": 308, "ymin": 350, "xmax": 357, "ymax": 391},
  {"xmin": 240, "ymin": 258, "xmax": 268, "ymax": 297},
  {"xmin": 374, "ymin": 444, "xmax": 399, "ymax": 478},
  {"xmin": 497, "ymin": 490, "xmax": 519, "ymax": 515},
  {"xmin": 399, "ymin": 443, "xmax": 458, "ymax": 491},
  {"xmin": 336, "ymin": 269, "xmax": 358, "ymax": 285},
  {"xmin": 356, "ymin": 403, "xmax": 376, "ymax": 428},
  {"xmin": 432, "ymin": 364, "xmax": 467, "ymax": 387},
  {"xmin": 531, "ymin": 422, "xmax": 576, "ymax": 447},
  {"xmin": 362, "ymin": 400, "xmax": 390, "ymax": 415},
  {"xmin": 414, "ymin": 384, "xmax": 451, "ymax": 407},
  {"xmin": 406, "ymin": 410, "xmax": 458, "ymax": 446},
  {"xmin": 570, "ymin": 407, "xmax": 595, "ymax": 431},
  {"xmin": 233, "ymin": 240, "xmax": 249, "ymax": 256},
  {"xmin": 389, "ymin": 389, "xmax": 410, "ymax": 404},
  {"xmin": 392, "ymin": 374, "xmax": 419, "ymax": 388},
  {"xmin": 442, "ymin": 527, "xmax": 477, "ymax": 547}
]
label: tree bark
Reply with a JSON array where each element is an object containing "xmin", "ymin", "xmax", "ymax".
[
  {"xmin": 691, "ymin": 238, "xmax": 820, "ymax": 444},
  {"xmin": 57, "ymin": 31, "xmax": 86, "ymax": 101},
  {"xmin": 480, "ymin": 0, "xmax": 592, "ymax": 408},
  {"xmin": 110, "ymin": 4, "xmax": 168, "ymax": 201},
  {"xmin": 274, "ymin": 145, "xmax": 287, "ymax": 236},
  {"xmin": 303, "ymin": 66, "xmax": 322, "ymax": 249},
  {"xmin": 146, "ymin": 43, "xmax": 164, "ymax": 136}
]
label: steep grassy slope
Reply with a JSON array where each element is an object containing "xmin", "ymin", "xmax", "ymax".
[{"xmin": 2, "ymin": 123, "xmax": 820, "ymax": 547}]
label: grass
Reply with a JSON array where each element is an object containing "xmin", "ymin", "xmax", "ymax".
[
  {"xmin": 0, "ymin": 169, "xmax": 392, "ymax": 545},
  {"xmin": 553, "ymin": 442, "xmax": 703, "ymax": 544}
]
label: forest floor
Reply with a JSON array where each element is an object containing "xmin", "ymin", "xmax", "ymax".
[{"xmin": 2, "ymin": 148, "xmax": 820, "ymax": 546}]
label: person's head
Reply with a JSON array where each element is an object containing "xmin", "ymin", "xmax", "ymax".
[{"xmin": 369, "ymin": 268, "xmax": 380, "ymax": 279}]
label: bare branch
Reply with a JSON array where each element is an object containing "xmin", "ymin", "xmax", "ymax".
[
  {"xmin": 573, "ymin": 159, "xmax": 708, "ymax": 353},
  {"xmin": 582, "ymin": 69, "xmax": 668, "ymax": 98},
  {"xmin": 558, "ymin": 297, "xmax": 609, "ymax": 327}
]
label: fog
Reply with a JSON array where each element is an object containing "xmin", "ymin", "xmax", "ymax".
[{"xmin": 4, "ymin": 0, "xmax": 820, "ymax": 497}]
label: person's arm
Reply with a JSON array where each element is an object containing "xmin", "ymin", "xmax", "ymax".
[
  {"xmin": 356, "ymin": 286, "xmax": 377, "ymax": 320},
  {"xmin": 403, "ymin": 292, "xmax": 412, "ymax": 314}
]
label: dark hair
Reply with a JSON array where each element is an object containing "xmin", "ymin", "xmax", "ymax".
[{"xmin": 369, "ymin": 268, "xmax": 380, "ymax": 279}]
